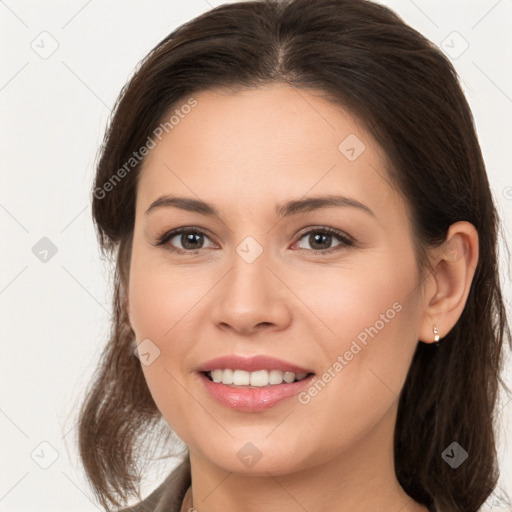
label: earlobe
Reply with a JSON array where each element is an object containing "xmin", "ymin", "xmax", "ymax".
[{"xmin": 418, "ymin": 221, "xmax": 479, "ymax": 344}]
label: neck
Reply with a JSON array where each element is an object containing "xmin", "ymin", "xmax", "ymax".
[{"xmin": 186, "ymin": 401, "xmax": 429, "ymax": 512}]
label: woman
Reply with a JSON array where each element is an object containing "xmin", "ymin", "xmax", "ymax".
[{"xmin": 76, "ymin": 0, "xmax": 511, "ymax": 511}]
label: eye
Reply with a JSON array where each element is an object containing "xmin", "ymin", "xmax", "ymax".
[
  {"xmin": 293, "ymin": 226, "xmax": 354, "ymax": 254},
  {"xmin": 154, "ymin": 227, "xmax": 215, "ymax": 254}
]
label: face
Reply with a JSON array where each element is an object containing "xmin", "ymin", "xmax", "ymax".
[{"xmin": 128, "ymin": 83, "xmax": 428, "ymax": 476}]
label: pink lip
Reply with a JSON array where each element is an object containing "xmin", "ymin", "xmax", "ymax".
[
  {"xmin": 196, "ymin": 355, "xmax": 315, "ymax": 412},
  {"xmin": 196, "ymin": 355, "xmax": 313, "ymax": 374},
  {"xmin": 199, "ymin": 373, "xmax": 315, "ymax": 412}
]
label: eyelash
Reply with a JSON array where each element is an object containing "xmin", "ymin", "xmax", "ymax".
[{"xmin": 154, "ymin": 226, "xmax": 355, "ymax": 256}]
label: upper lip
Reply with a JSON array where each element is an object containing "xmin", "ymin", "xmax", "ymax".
[{"xmin": 196, "ymin": 355, "xmax": 314, "ymax": 374}]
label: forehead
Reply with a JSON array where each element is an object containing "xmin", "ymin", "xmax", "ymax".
[{"xmin": 136, "ymin": 83, "xmax": 405, "ymax": 222}]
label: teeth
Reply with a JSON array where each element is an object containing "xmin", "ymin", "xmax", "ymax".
[
  {"xmin": 212, "ymin": 369, "xmax": 223, "ymax": 383},
  {"xmin": 250, "ymin": 370, "xmax": 268, "ymax": 387},
  {"xmin": 221, "ymin": 369, "xmax": 233, "ymax": 385},
  {"xmin": 269, "ymin": 369, "xmax": 284, "ymax": 385},
  {"xmin": 233, "ymin": 370, "xmax": 250, "ymax": 385},
  {"xmin": 283, "ymin": 371, "xmax": 295, "ymax": 383},
  {"xmin": 208, "ymin": 369, "xmax": 310, "ymax": 387}
]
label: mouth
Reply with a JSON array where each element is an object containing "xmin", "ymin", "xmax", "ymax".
[
  {"xmin": 196, "ymin": 354, "xmax": 316, "ymax": 411},
  {"xmin": 196, "ymin": 356, "xmax": 315, "ymax": 411}
]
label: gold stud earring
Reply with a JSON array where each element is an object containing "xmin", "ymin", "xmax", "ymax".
[{"xmin": 433, "ymin": 325, "xmax": 440, "ymax": 344}]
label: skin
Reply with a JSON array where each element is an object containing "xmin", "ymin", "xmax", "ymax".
[{"xmin": 127, "ymin": 83, "xmax": 478, "ymax": 512}]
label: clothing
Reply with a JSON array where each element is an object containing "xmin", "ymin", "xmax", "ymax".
[{"xmin": 119, "ymin": 456, "xmax": 438, "ymax": 512}]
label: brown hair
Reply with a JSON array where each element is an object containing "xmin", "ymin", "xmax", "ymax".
[{"xmin": 76, "ymin": 0, "xmax": 512, "ymax": 510}]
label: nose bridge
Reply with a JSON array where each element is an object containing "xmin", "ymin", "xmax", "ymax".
[{"xmin": 209, "ymin": 237, "xmax": 291, "ymax": 333}]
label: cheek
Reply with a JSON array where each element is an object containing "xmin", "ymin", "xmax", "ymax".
[
  {"xmin": 128, "ymin": 252, "xmax": 205, "ymax": 343},
  {"xmin": 293, "ymin": 253, "xmax": 422, "ymax": 432},
  {"xmin": 127, "ymin": 255, "xmax": 215, "ymax": 425},
  {"xmin": 128, "ymin": 269, "xmax": 203, "ymax": 438},
  {"xmin": 129, "ymin": 275, "xmax": 175, "ymax": 340},
  {"xmin": 293, "ymin": 249, "xmax": 421, "ymax": 359}
]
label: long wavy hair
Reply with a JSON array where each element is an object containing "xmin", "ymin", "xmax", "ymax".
[{"xmin": 75, "ymin": 0, "xmax": 512, "ymax": 510}]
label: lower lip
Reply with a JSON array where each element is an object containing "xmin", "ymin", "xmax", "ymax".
[{"xmin": 199, "ymin": 372, "xmax": 315, "ymax": 412}]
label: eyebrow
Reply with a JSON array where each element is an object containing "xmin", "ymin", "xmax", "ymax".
[{"xmin": 144, "ymin": 194, "xmax": 375, "ymax": 219}]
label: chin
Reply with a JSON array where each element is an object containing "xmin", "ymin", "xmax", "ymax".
[{"xmin": 196, "ymin": 438, "xmax": 309, "ymax": 476}]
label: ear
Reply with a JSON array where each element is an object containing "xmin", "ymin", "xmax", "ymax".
[{"xmin": 418, "ymin": 221, "xmax": 479, "ymax": 344}]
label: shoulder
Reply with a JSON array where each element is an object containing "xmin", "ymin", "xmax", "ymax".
[{"xmin": 118, "ymin": 456, "xmax": 191, "ymax": 512}]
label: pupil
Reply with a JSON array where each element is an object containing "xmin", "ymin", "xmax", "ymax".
[
  {"xmin": 182, "ymin": 233, "xmax": 202, "ymax": 250},
  {"xmin": 310, "ymin": 233, "xmax": 331, "ymax": 250}
]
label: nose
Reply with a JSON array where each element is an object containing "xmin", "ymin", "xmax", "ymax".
[{"xmin": 208, "ymin": 248, "xmax": 292, "ymax": 336}]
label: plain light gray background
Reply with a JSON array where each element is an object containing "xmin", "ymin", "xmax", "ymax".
[{"xmin": 1, "ymin": 1, "xmax": 511, "ymax": 510}]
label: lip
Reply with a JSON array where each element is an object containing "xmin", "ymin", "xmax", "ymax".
[
  {"xmin": 196, "ymin": 355, "xmax": 313, "ymax": 374},
  {"xmin": 196, "ymin": 355, "xmax": 315, "ymax": 412},
  {"xmin": 199, "ymin": 372, "xmax": 315, "ymax": 412}
]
